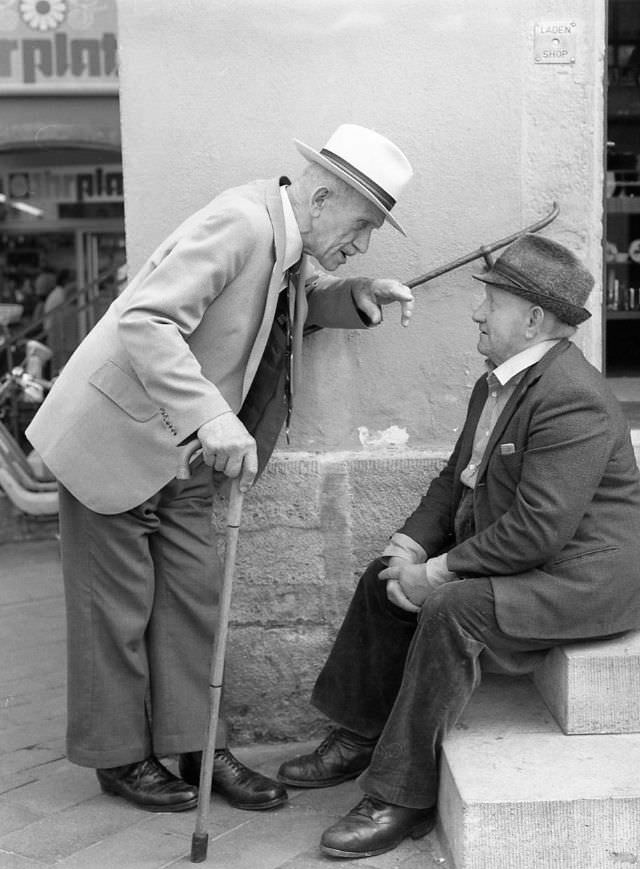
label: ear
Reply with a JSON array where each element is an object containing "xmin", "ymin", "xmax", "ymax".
[
  {"xmin": 309, "ymin": 185, "xmax": 330, "ymax": 216},
  {"xmin": 526, "ymin": 305, "xmax": 545, "ymax": 335}
]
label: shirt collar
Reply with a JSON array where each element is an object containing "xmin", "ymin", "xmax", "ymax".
[
  {"xmin": 490, "ymin": 339, "xmax": 559, "ymax": 386},
  {"xmin": 280, "ymin": 185, "xmax": 303, "ymax": 273}
]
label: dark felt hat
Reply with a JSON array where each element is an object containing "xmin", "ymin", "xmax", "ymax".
[{"xmin": 472, "ymin": 233, "xmax": 593, "ymax": 326}]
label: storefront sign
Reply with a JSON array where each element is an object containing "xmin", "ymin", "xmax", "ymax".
[
  {"xmin": 2, "ymin": 164, "xmax": 123, "ymax": 221},
  {"xmin": 533, "ymin": 21, "xmax": 577, "ymax": 65},
  {"xmin": 0, "ymin": 0, "xmax": 118, "ymax": 93}
]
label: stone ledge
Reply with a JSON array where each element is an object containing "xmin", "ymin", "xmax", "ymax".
[
  {"xmin": 440, "ymin": 675, "xmax": 640, "ymax": 869},
  {"xmin": 534, "ymin": 631, "xmax": 640, "ymax": 734}
]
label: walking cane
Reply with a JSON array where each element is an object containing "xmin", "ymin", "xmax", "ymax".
[
  {"xmin": 405, "ymin": 201, "xmax": 559, "ymax": 289},
  {"xmin": 176, "ymin": 441, "xmax": 245, "ymax": 863}
]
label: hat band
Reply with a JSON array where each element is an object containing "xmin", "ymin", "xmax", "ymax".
[
  {"xmin": 490, "ymin": 261, "xmax": 587, "ymax": 316},
  {"xmin": 320, "ymin": 148, "xmax": 396, "ymax": 212}
]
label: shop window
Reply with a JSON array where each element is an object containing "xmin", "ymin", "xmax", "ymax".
[{"xmin": 606, "ymin": 0, "xmax": 640, "ymax": 426}]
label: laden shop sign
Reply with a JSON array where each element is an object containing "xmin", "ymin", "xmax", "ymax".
[{"xmin": 0, "ymin": 0, "xmax": 118, "ymax": 93}]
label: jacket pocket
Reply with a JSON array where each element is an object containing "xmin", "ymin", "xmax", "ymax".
[
  {"xmin": 89, "ymin": 361, "xmax": 158, "ymax": 422},
  {"xmin": 489, "ymin": 447, "xmax": 524, "ymax": 485},
  {"xmin": 550, "ymin": 545, "xmax": 618, "ymax": 566}
]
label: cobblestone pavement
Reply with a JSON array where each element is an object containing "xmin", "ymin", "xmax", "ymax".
[{"xmin": 0, "ymin": 539, "xmax": 450, "ymax": 869}]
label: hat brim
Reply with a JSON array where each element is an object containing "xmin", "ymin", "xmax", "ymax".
[
  {"xmin": 472, "ymin": 272, "xmax": 591, "ymax": 326},
  {"xmin": 294, "ymin": 138, "xmax": 406, "ymax": 236}
]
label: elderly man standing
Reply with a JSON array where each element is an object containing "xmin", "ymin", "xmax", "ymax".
[
  {"xmin": 279, "ymin": 234, "xmax": 640, "ymax": 859},
  {"xmin": 26, "ymin": 124, "xmax": 414, "ymax": 814}
]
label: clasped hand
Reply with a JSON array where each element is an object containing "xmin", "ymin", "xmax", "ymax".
[
  {"xmin": 352, "ymin": 278, "xmax": 414, "ymax": 328},
  {"xmin": 197, "ymin": 412, "xmax": 258, "ymax": 492},
  {"xmin": 378, "ymin": 559, "xmax": 430, "ymax": 613}
]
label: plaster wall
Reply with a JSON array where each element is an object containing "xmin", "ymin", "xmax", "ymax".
[
  {"xmin": 117, "ymin": 0, "xmax": 605, "ymax": 455},
  {"xmin": 116, "ymin": 0, "xmax": 606, "ymax": 740}
]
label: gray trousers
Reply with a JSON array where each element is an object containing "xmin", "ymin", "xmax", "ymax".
[{"xmin": 58, "ymin": 457, "xmax": 226, "ymax": 768}]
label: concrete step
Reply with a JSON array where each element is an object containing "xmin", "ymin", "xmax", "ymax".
[
  {"xmin": 534, "ymin": 630, "xmax": 640, "ymax": 734},
  {"xmin": 439, "ymin": 674, "xmax": 640, "ymax": 869}
]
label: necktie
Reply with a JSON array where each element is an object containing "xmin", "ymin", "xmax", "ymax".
[{"xmin": 236, "ymin": 271, "xmax": 296, "ymax": 478}]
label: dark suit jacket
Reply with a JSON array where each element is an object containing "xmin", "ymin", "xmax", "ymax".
[{"xmin": 398, "ymin": 340, "xmax": 640, "ymax": 639}]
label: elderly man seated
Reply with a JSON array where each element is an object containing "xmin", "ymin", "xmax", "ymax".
[{"xmin": 278, "ymin": 233, "xmax": 640, "ymax": 860}]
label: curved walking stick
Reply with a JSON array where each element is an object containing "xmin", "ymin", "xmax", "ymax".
[
  {"xmin": 406, "ymin": 201, "xmax": 559, "ymax": 289},
  {"xmin": 191, "ymin": 476, "xmax": 244, "ymax": 863},
  {"xmin": 176, "ymin": 440, "xmax": 203, "ymax": 479}
]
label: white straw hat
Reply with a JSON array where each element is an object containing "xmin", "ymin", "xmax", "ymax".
[{"xmin": 294, "ymin": 124, "xmax": 413, "ymax": 235}]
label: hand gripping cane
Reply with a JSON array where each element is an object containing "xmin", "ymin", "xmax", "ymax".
[{"xmin": 176, "ymin": 440, "xmax": 245, "ymax": 863}]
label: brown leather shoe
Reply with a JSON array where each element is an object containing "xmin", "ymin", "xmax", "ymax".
[
  {"xmin": 96, "ymin": 755, "xmax": 198, "ymax": 812},
  {"xmin": 179, "ymin": 749, "xmax": 287, "ymax": 811},
  {"xmin": 277, "ymin": 728, "xmax": 376, "ymax": 788},
  {"xmin": 320, "ymin": 795, "xmax": 436, "ymax": 858}
]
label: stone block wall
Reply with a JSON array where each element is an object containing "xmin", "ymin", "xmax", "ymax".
[{"xmin": 213, "ymin": 450, "xmax": 446, "ymax": 744}]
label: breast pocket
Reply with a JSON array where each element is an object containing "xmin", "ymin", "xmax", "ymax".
[
  {"xmin": 490, "ymin": 446, "xmax": 525, "ymax": 485},
  {"xmin": 88, "ymin": 361, "xmax": 158, "ymax": 421}
]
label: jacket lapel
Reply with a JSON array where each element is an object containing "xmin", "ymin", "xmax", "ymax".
[
  {"xmin": 475, "ymin": 339, "xmax": 571, "ymax": 483},
  {"xmin": 241, "ymin": 179, "xmax": 288, "ymax": 401},
  {"xmin": 291, "ymin": 257, "xmax": 310, "ymax": 395}
]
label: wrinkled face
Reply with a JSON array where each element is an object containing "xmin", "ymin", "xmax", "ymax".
[
  {"xmin": 472, "ymin": 285, "xmax": 534, "ymax": 366},
  {"xmin": 303, "ymin": 187, "xmax": 385, "ymax": 271}
]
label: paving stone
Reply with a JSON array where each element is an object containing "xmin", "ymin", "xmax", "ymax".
[
  {"xmin": 0, "ymin": 850, "xmax": 51, "ymax": 868},
  {"xmin": 0, "ymin": 747, "xmax": 64, "ymax": 781},
  {"xmin": 0, "ymin": 798, "xmax": 44, "ymax": 837},
  {"xmin": 2, "ymin": 762, "xmax": 100, "ymax": 815},
  {"xmin": 0, "ymin": 717, "xmax": 66, "ymax": 755},
  {"xmin": 277, "ymin": 850, "xmax": 364, "ymax": 869},
  {"xmin": 285, "ymin": 778, "xmax": 361, "ymax": 815},
  {"xmin": 161, "ymin": 806, "xmax": 339, "ymax": 869},
  {"xmin": 54, "ymin": 821, "xmax": 190, "ymax": 868},
  {"xmin": 0, "ymin": 796, "xmax": 146, "ymax": 863},
  {"xmin": 2, "ymin": 692, "xmax": 65, "ymax": 729}
]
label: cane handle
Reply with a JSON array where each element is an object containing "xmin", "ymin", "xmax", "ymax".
[{"xmin": 176, "ymin": 440, "xmax": 202, "ymax": 479}]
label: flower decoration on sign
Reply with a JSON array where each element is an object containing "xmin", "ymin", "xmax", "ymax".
[{"xmin": 19, "ymin": 0, "xmax": 67, "ymax": 31}]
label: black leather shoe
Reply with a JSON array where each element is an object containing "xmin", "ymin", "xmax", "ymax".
[
  {"xmin": 96, "ymin": 755, "xmax": 198, "ymax": 812},
  {"xmin": 179, "ymin": 749, "xmax": 287, "ymax": 811},
  {"xmin": 320, "ymin": 795, "xmax": 436, "ymax": 858},
  {"xmin": 277, "ymin": 728, "xmax": 375, "ymax": 788}
]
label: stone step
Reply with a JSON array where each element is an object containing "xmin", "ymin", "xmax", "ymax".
[
  {"xmin": 439, "ymin": 674, "xmax": 640, "ymax": 869},
  {"xmin": 534, "ymin": 630, "xmax": 640, "ymax": 734}
]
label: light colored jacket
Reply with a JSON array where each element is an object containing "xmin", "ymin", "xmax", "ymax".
[{"xmin": 27, "ymin": 177, "xmax": 368, "ymax": 513}]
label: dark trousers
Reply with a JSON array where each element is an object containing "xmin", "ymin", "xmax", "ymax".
[
  {"xmin": 58, "ymin": 457, "xmax": 226, "ymax": 768},
  {"xmin": 311, "ymin": 559, "xmax": 563, "ymax": 809}
]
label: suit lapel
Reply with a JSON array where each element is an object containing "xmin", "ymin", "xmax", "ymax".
[
  {"xmin": 241, "ymin": 179, "xmax": 288, "ymax": 401},
  {"xmin": 475, "ymin": 339, "xmax": 570, "ymax": 483},
  {"xmin": 291, "ymin": 257, "xmax": 310, "ymax": 395}
]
